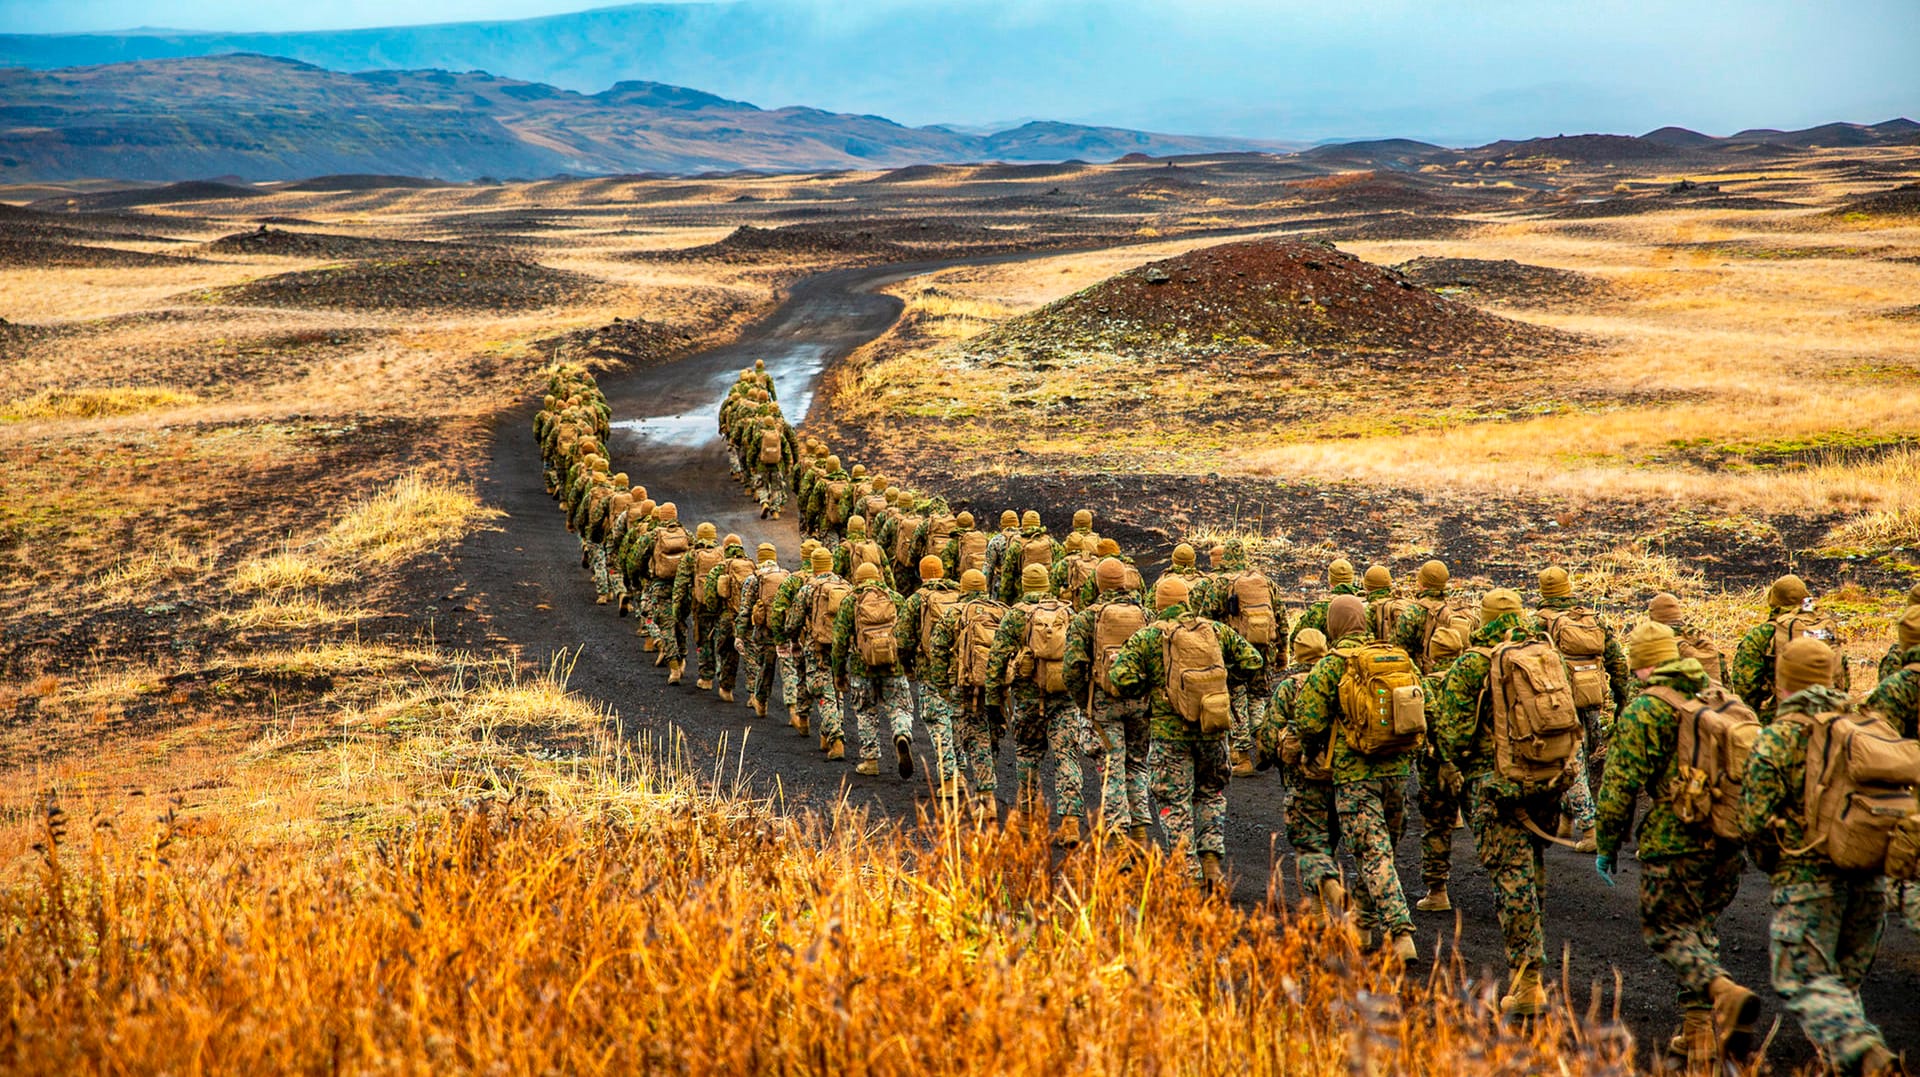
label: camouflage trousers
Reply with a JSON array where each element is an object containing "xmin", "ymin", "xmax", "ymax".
[
  {"xmin": 778, "ymin": 647, "xmax": 803, "ymax": 714},
  {"xmin": 1640, "ymin": 844, "xmax": 1744, "ymax": 1011},
  {"xmin": 917, "ymin": 683, "xmax": 960, "ymax": 789},
  {"xmin": 1150, "ymin": 734, "xmax": 1230, "ymax": 873},
  {"xmin": 751, "ymin": 466, "xmax": 788, "ymax": 513},
  {"xmin": 1416, "ymin": 751, "xmax": 1461, "ymax": 888},
  {"xmin": 849, "ymin": 673, "xmax": 914, "ymax": 762},
  {"xmin": 1336, "ymin": 779, "xmax": 1414, "ymax": 939},
  {"xmin": 1769, "ymin": 877, "xmax": 1888, "ymax": 1070},
  {"xmin": 689, "ymin": 614, "xmax": 720, "ymax": 681},
  {"xmin": 1466, "ymin": 776, "xmax": 1558, "ymax": 974},
  {"xmin": 709, "ymin": 616, "xmax": 738, "ymax": 690},
  {"xmin": 797, "ymin": 648, "xmax": 844, "ymax": 744},
  {"xmin": 543, "ymin": 462, "xmax": 560, "ymax": 495},
  {"xmin": 1559, "ymin": 736, "xmax": 1596, "ymax": 832},
  {"xmin": 640, "ymin": 580, "xmax": 679, "ymax": 660},
  {"xmin": 1087, "ymin": 693, "xmax": 1151, "ymax": 833},
  {"xmin": 586, "ymin": 542, "xmax": 616, "ymax": 599},
  {"xmin": 1011, "ymin": 687, "xmax": 1084, "ymax": 818},
  {"xmin": 741, "ymin": 631, "xmax": 778, "ymax": 707},
  {"xmin": 727, "ymin": 446, "xmax": 743, "ymax": 477},
  {"xmin": 1286, "ymin": 772, "xmax": 1341, "ymax": 892},
  {"xmin": 954, "ymin": 697, "xmax": 998, "ymax": 796},
  {"xmin": 1228, "ymin": 679, "xmax": 1267, "ymax": 758}
]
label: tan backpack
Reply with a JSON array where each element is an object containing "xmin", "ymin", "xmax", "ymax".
[
  {"xmin": 716, "ymin": 556, "xmax": 756, "ymax": 608},
  {"xmin": 955, "ymin": 531, "xmax": 989, "ymax": 575},
  {"xmin": 1163, "ymin": 618, "xmax": 1232, "ymax": 735},
  {"xmin": 1781, "ymin": 707, "xmax": 1920, "ymax": 875},
  {"xmin": 751, "ymin": 566, "xmax": 790, "ymax": 628},
  {"xmin": 1644, "ymin": 684, "xmax": 1760, "ymax": 842},
  {"xmin": 650, "ymin": 526, "xmax": 689, "ymax": 580},
  {"xmin": 691, "ymin": 546, "xmax": 724, "ymax": 595},
  {"xmin": 1678, "ymin": 632, "xmax": 1725, "ymax": 683},
  {"xmin": 824, "ymin": 480, "xmax": 851, "ymax": 524},
  {"xmin": 1335, "ymin": 642, "xmax": 1426, "ymax": 757},
  {"xmin": 926, "ymin": 513, "xmax": 958, "ymax": 553},
  {"xmin": 1369, "ymin": 597, "xmax": 1414, "ymax": 646},
  {"xmin": 1415, "ymin": 598, "xmax": 1480, "ymax": 673},
  {"xmin": 759, "ymin": 427, "xmax": 782, "ymax": 465},
  {"xmin": 1092, "ymin": 600, "xmax": 1148, "ymax": 697},
  {"xmin": 845, "ymin": 539, "xmax": 887, "ymax": 577},
  {"xmin": 863, "ymin": 494, "xmax": 889, "ymax": 521},
  {"xmin": 1482, "ymin": 639, "xmax": 1584, "ymax": 786},
  {"xmin": 853, "ymin": 588, "xmax": 900, "ymax": 669},
  {"xmin": 918, "ymin": 587, "xmax": 963, "ymax": 660},
  {"xmin": 1227, "ymin": 570, "xmax": 1278, "ymax": 647},
  {"xmin": 808, "ymin": 578, "xmax": 851, "ymax": 647},
  {"xmin": 1769, "ymin": 610, "xmax": 1843, "ymax": 698},
  {"xmin": 894, "ymin": 514, "xmax": 927, "ymax": 564},
  {"xmin": 1064, "ymin": 554, "xmax": 1099, "ymax": 606},
  {"xmin": 1019, "ymin": 534, "xmax": 1054, "ymax": 571},
  {"xmin": 954, "ymin": 600, "xmax": 1008, "ymax": 690},
  {"xmin": 1541, "ymin": 607, "xmax": 1612, "ymax": 709},
  {"xmin": 1021, "ymin": 600, "xmax": 1072, "ymax": 693}
]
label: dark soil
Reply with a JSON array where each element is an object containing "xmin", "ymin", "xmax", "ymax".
[
  {"xmin": 0, "ymin": 237, "xmax": 190, "ymax": 268},
  {"xmin": 1394, "ymin": 256, "xmax": 1614, "ymax": 306},
  {"xmin": 1830, "ymin": 182, "xmax": 1920, "ymax": 218},
  {"xmin": 200, "ymin": 226, "xmax": 466, "ymax": 259},
  {"xmin": 201, "ymin": 253, "xmax": 607, "ymax": 312},
  {"xmin": 33, "ymin": 180, "xmax": 265, "ymax": 212},
  {"xmin": 1317, "ymin": 215, "xmax": 1483, "ymax": 241},
  {"xmin": 280, "ymin": 174, "xmax": 456, "ymax": 193},
  {"xmin": 1551, "ymin": 192, "xmax": 1804, "ymax": 219},
  {"xmin": 637, "ymin": 222, "xmax": 911, "ymax": 263},
  {"xmin": 963, "ymin": 237, "xmax": 1568, "ymax": 360}
]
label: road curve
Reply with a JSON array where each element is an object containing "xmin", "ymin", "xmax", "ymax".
[{"xmin": 461, "ymin": 259, "xmax": 1918, "ymax": 1068}]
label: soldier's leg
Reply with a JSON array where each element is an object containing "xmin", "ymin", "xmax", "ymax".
[
  {"xmin": 1417, "ymin": 752, "xmax": 1458, "ymax": 891},
  {"xmin": 1559, "ymin": 739, "xmax": 1597, "ymax": 834},
  {"xmin": 1091, "ymin": 698, "xmax": 1132, "ymax": 832},
  {"xmin": 1012, "ymin": 688, "xmax": 1047, "ymax": 812},
  {"xmin": 954, "ymin": 702, "xmax": 997, "ymax": 799},
  {"xmin": 1046, "ymin": 695, "xmax": 1085, "ymax": 821},
  {"xmin": 589, "ymin": 543, "xmax": 611, "ymax": 600},
  {"xmin": 1467, "ymin": 779, "xmax": 1549, "ymax": 976},
  {"xmin": 1122, "ymin": 699, "xmax": 1152, "ymax": 833},
  {"xmin": 780, "ymin": 647, "xmax": 802, "ymax": 712},
  {"xmin": 1229, "ymin": 682, "xmax": 1253, "ymax": 758},
  {"xmin": 1337, "ymin": 779, "xmax": 1415, "ymax": 941},
  {"xmin": 1191, "ymin": 736, "xmax": 1230, "ymax": 861},
  {"xmin": 1640, "ymin": 847, "xmax": 1744, "ymax": 1012},
  {"xmin": 645, "ymin": 582, "xmax": 678, "ymax": 659},
  {"xmin": 880, "ymin": 674, "xmax": 915, "ymax": 747},
  {"xmin": 848, "ymin": 678, "xmax": 882, "ymax": 762},
  {"xmin": 1149, "ymin": 736, "xmax": 1197, "ymax": 870},
  {"xmin": 920, "ymin": 686, "xmax": 960, "ymax": 791},
  {"xmin": 805, "ymin": 651, "xmax": 844, "ymax": 746},
  {"xmin": 1769, "ymin": 883, "xmax": 1888, "ymax": 1069},
  {"xmin": 1286, "ymin": 774, "xmax": 1340, "ymax": 892},
  {"xmin": 695, "ymin": 615, "xmax": 720, "ymax": 683},
  {"xmin": 714, "ymin": 621, "xmax": 739, "ymax": 692}
]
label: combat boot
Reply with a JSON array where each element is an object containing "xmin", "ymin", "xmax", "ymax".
[
  {"xmin": 1230, "ymin": 750, "xmax": 1255, "ymax": 778},
  {"xmin": 1198, "ymin": 852, "xmax": 1225, "ymax": 891},
  {"xmin": 1128, "ymin": 824, "xmax": 1151, "ymax": 852},
  {"xmin": 617, "ymin": 595, "xmax": 630, "ymax": 617},
  {"xmin": 1664, "ymin": 1009, "xmax": 1713, "ymax": 1067},
  {"xmin": 1055, "ymin": 815, "xmax": 1082, "ymax": 849},
  {"xmin": 792, "ymin": 708, "xmax": 809, "ymax": 735},
  {"xmin": 1709, "ymin": 975, "xmax": 1761, "ymax": 1060},
  {"xmin": 1573, "ymin": 828, "xmax": 1598, "ymax": 854},
  {"xmin": 825, "ymin": 739, "xmax": 845, "ymax": 761},
  {"xmin": 1415, "ymin": 884, "xmax": 1451, "ymax": 913},
  {"xmin": 667, "ymin": 661, "xmax": 684, "ymax": 685},
  {"xmin": 642, "ymin": 634, "xmax": 656, "ymax": 652},
  {"xmin": 1391, "ymin": 933, "xmax": 1418, "ymax": 965},
  {"xmin": 1499, "ymin": 967, "xmax": 1547, "ymax": 1018},
  {"xmin": 855, "ymin": 759, "xmax": 880, "ymax": 776},
  {"xmin": 1860, "ymin": 1044, "xmax": 1905, "ymax": 1077},
  {"xmin": 595, "ymin": 593, "xmax": 608, "ymax": 606},
  {"xmin": 1317, "ymin": 877, "xmax": 1349, "ymax": 915},
  {"xmin": 696, "ymin": 677, "xmax": 713, "ymax": 692},
  {"xmin": 894, "ymin": 735, "xmax": 914, "ymax": 778},
  {"xmin": 751, "ymin": 697, "xmax": 766, "ymax": 718},
  {"xmin": 717, "ymin": 686, "xmax": 734, "ymax": 703}
]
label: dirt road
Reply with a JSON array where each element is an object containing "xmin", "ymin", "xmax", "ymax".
[{"xmin": 460, "ymin": 261, "xmax": 1919, "ymax": 1068}]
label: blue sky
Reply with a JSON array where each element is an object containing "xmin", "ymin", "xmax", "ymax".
[{"xmin": 3, "ymin": 1, "xmax": 1915, "ymax": 144}]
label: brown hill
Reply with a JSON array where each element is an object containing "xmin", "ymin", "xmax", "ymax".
[{"xmin": 197, "ymin": 252, "xmax": 603, "ymax": 312}]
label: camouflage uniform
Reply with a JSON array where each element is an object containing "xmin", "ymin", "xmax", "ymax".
[
  {"xmin": 1534, "ymin": 594, "xmax": 1630, "ymax": 836},
  {"xmin": 1731, "ymin": 612, "xmax": 1852, "ymax": 724},
  {"xmin": 834, "ymin": 528, "xmax": 897, "ymax": 590},
  {"xmin": 1864, "ymin": 644, "xmax": 1920, "ymax": 737},
  {"xmin": 768, "ymin": 566, "xmax": 816, "ymax": 720},
  {"xmin": 672, "ymin": 539, "xmax": 723, "ymax": 683},
  {"xmin": 982, "ymin": 524, "xmax": 1021, "ymax": 603},
  {"xmin": 1290, "ymin": 583, "xmax": 1362, "ymax": 649},
  {"xmin": 742, "ymin": 413, "xmax": 797, "ymax": 515},
  {"xmin": 941, "ymin": 527, "xmax": 991, "ymax": 581},
  {"xmin": 1293, "ymin": 630, "xmax": 1418, "ymax": 942},
  {"xmin": 899, "ymin": 578, "xmax": 964, "ymax": 791},
  {"xmin": 785, "ymin": 572, "xmax": 849, "ymax": 748},
  {"xmin": 632, "ymin": 523, "xmax": 688, "ymax": 661},
  {"xmin": 831, "ymin": 580, "xmax": 915, "ymax": 765},
  {"xmin": 987, "ymin": 591, "xmax": 1084, "ymax": 820},
  {"xmin": 995, "ymin": 528, "xmax": 1062, "ymax": 604},
  {"xmin": 802, "ymin": 467, "xmax": 849, "ymax": 540},
  {"xmin": 1065, "ymin": 591, "xmax": 1153, "ymax": 834},
  {"xmin": 1108, "ymin": 604, "xmax": 1265, "ymax": 874},
  {"xmin": 1415, "ymin": 661, "xmax": 1463, "ymax": 895},
  {"xmin": 700, "ymin": 542, "xmax": 751, "ymax": 694},
  {"xmin": 1261, "ymin": 664, "xmax": 1344, "ymax": 893},
  {"xmin": 1433, "ymin": 613, "xmax": 1570, "ymax": 977},
  {"xmin": 734, "ymin": 560, "xmax": 789, "ymax": 713},
  {"xmin": 1594, "ymin": 658, "xmax": 1746, "ymax": 1016},
  {"xmin": 1074, "ymin": 555, "xmax": 1143, "ymax": 609},
  {"xmin": 1188, "ymin": 540, "xmax": 1284, "ymax": 765},
  {"xmin": 928, "ymin": 592, "xmax": 1004, "ymax": 802},
  {"xmin": 1740, "ymin": 685, "xmax": 1890, "ymax": 1072}
]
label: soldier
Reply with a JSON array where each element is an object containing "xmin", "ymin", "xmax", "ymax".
[
  {"xmin": 593, "ymin": 491, "xmax": 632, "ymax": 604},
  {"xmin": 1074, "ymin": 538, "xmax": 1144, "ymax": 608},
  {"xmin": 632, "ymin": 502, "xmax": 690, "ymax": 683},
  {"xmin": 942, "ymin": 510, "xmax": 991, "ymax": 580},
  {"xmin": 834, "ymin": 515, "xmax": 896, "ymax": 590},
  {"xmin": 1066, "ymin": 557, "xmax": 1153, "ymax": 844},
  {"xmin": 1647, "ymin": 591, "xmax": 1728, "ymax": 685},
  {"xmin": 785, "ymin": 547, "xmax": 849, "ymax": 760},
  {"xmin": 770, "ymin": 540, "xmax": 823, "ymax": 732},
  {"xmin": 927, "ymin": 568, "xmax": 1007, "ymax": 817},
  {"xmin": 1731, "ymin": 573, "xmax": 1850, "ymax": 722},
  {"xmin": 1156, "ymin": 543, "xmax": 1202, "ymax": 589},
  {"xmin": 986, "ymin": 563, "xmax": 1084, "ymax": 844},
  {"xmin": 1740, "ymin": 638, "xmax": 1900, "ymax": 1077},
  {"xmin": 745, "ymin": 408, "xmax": 797, "ymax": 519},
  {"xmin": 615, "ymin": 498, "xmax": 658, "ymax": 619},
  {"xmin": 1865, "ymin": 606, "xmax": 1920, "ymax": 736},
  {"xmin": 1533, "ymin": 565, "xmax": 1627, "ymax": 853},
  {"xmin": 831, "ymin": 463, "xmax": 875, "ymax": 533},
  {"xmin": 908, "ymin": 498, "xmax": 961, "ymax": 591},
  {"xmin": 995, "ymin": 511, "xmax": 1060, "ymax": 605},
  {"xmin": 1109, "ymin": 575, "xmax": 1264, "ymax": 887},
  {"xmin": 1050, "ymin": 532, "xmax": 1099, "ymax": 609},
  {"xmin": 1393, "ymin": 560, "xmax": 1477, "ymax": 673},
  {"xmin": 802, "ymin": 454, "xmax": 849, "ymax": 540},
  {"xmin": 1413, "ymin": 625, "xmax": 1469, "ymax": 913},
  {"xmin": 1189, "ymin": 538, "xmax": 1283, "ymax": 779},
  {"xmin": 1292, "ymin": 595, "xmax": 1421, "ymax": 963},
  {"xmin": 1363, "ymin": 564, "xmax": 1412, "ymax": 644},
  {"xmin": 701, "ymin": 535, "xmax": 756, "ymax": 703},
  {"xmin": 832, "ymin": 562, "xmax": 915, "ymax": 779},
  {"xmin": 794, "ymin": 444, "xmax": 831, "ymax": 535},
  {"xmin": 1067, "ymin": 508, "xmax": 1096, "ymax": 550},
  {"xmin": 670, "ymin": 523, "xmax": 726, "ymax": 690},
  {"xmin": 1291, "ymin": 558, "xmax": 1361, "ymax": 648},
  {"xmin": 733, "ymin": 542, "xmax": 790, "ymax": 718},
  {"xmin": 1594, "ymin": 622, "xmax": 1762, "ymax": 1066},
  {"xmin": 898, "ymin": 555, "xmax": 965, "ymax": 802},
  {"xmin": 1879, "ymin": 582, "xmax": 1920, "ymax": 682},
  {"xmin": 1432, "ymin": 588, "xmax": 1571, "ymax": 1017},
  {"xmin": 982, "ymin": 510, "xmax": 1021, "ymax": 598},
  {"xmin": 1256, "ymin": 628, "xmax": 1351, "ymax": 910}
]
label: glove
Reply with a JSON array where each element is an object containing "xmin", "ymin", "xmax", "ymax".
[
  {"xmin": 734, "ymin": 639, "xmax": 747, "ymax": 655},
  {"xmin": 1437, "ymin": 762, "xmax": 1464, "ymax": 798},
  {"xmin": 1594, "ymin": 853, "xmax": 1616, "ymax": 887}
]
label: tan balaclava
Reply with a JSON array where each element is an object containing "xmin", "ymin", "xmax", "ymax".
[
  {"xmin": 956, "ymin": 511, "xmax": 976, "ymax": 529},
  {"xmin": 1291, "ymin": 628, "xmax": 1328, "ymax": 666},
  {"xmin": 1776, "ymin": 637, "xmax": 1837, "ymax": 699},
  {"xmin": 1768, "ymin": 574, "xmax": 1810, "ymax": 611},
  {"xmin": 810, "ymin": 547, "xmax": 835, "ymax": 573},
  {"xmin": 854, "ymin": 562, "xmax": 881, "ymax": 585},
  {"xmin": 1020, "ymin": 563, "xmax": 1050, "ymax": 594},
  {"xmin": 1172, "ymin": 543, "xmax": 1197, "ymax": 568},
  {"xmin": 1326, "ymin": 594, "xmax": 1368, "ymax": 641},
  {"xmin": 1021, "ymin": 510, "xmax": 1042, "ymax": 529},
  {"xmin": 960, "ymin": 569, "xmax": 987, "ymax": 594},
  {"xmin": 1095, "ymin": 557, "xmax": 1128, "ymax": 594},
  {"xmin": 920, "ymin": 555, "xmax": 945, "ymax": 582},
  {"xmin": 1000, "ymin": 510, "xmax": 1019, "ymax": 530},
  {"xmin": 1095, "ymin": 538, "xmax": 1121, "ymax": 557},
  {"xmin": 1429, "ymin": 625, "xmax": 1469, "ymax": 665},
  {"xmin": 1481, "ymin": 588, "xmax": 1522, "ymax": 622},
  {"xmin": 1363, "ymin": 565, "xmax": 1392, "ymax": 591},
  {"xmin": 1897, "ymin": 605, "xmax": 1920, "ymax": 648},
  {"xmin": 1328, "ymin": 559, "xmax": 1355, "ymax": 588},
  {"xmin": 1628, "ymin": 621, "xmax": 1680, "ymax": 672},
  {"xmin": 1073, "ymin": 509, "xmax": 1093, "ymax": 530},
  {"xmin": 1648, "ymin": 592, "xmax": 1685, "ymax": 627},
  {"xmin": 696, "ymin": 522, "xmax": 718, "ymax": 542},
  {"xmin": 1154, "ymin": 575, "xmax": 1191, "ymax": 613},
  {"xmin": 757, "ymin": 542, "xmax": 778, "ymax": 563},
  {"xmin": 1539, "ymin": 566, "xmax": 1573, "ymax": 600}
]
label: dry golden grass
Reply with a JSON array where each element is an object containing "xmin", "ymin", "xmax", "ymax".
[
  {"xmin": 1, "ymin": 385, "xmax": 201, "ymax": 420},
  {"xmin": 324, "ymin": 470, "xmax": 502, "ymax": 566},
  {"xmin": 88, "ymin": 537, "xmax": 218, "ymax": 603},
  {"xmin": 220, "ymin": 593, "xmax": 371, "ymax": 631},
  {"xmin": 1823, "ymin": 504, "xmax": 1920, "ymax": 552},
  {"xmin": 228, "ymin": 545, "xmax": 349, "ymax": 594}
]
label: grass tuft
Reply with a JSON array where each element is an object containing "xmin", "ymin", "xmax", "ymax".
[
  {"xmin": 324, "ymin": 471, "xmax": 502, "ymax": 567},
  {"xmin": 229, "ymin": 546, "xmax": 350, "ymax": 594},
  {"xmin": 0, "ymin": 386, "xmax": 201, "ymax": 421},
  {"xmin": 222, "ymin": 594, "xmax": 370, "ymax": 631},
  {"xmin": 90, "ymin": 539, "xmax": 217, "ymax": 603},
  {"xmin": 1823, "ymin": 505, "xmax": 1920, "ymax": 552}
]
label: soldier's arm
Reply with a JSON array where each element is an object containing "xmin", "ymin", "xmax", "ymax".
[
  {"xmin": 782, "ymin": 583, "xmax": 811, "ymax": 637},
  {"xmin": 734, "ymin": 577, "xmax": 758, "ymax": 639},
  {"xmin": 895, "ymin": 595, "xmax": 923, "ymax": 671},
  {"xmin": 1866, "ymin": 673, "xmax": 1919, "ymax": 738},
  {"xmin": 985, "ymin": 612, "xmax": 1024, "ymax": 689},
  {"xmin": 1293, "ymin": 656, "xmax": 1340, "ymax": 740},
  {"xmin": 928, "ymin": 617, "xmax": 956, "ymax": 688},
  {"xmin": 1728, "ymin": 626, "xmax": 1772, "ymax": 713},
  {"xmin": 1738, "ymin": 729, "xmax": 1791, "ymax": 845},
  {"xmin": 1221, "ymin": 625, "xmax": 1265, "ymax": 684},
  {"xmin": 670, "ymin": 560, "xmax": 693, "ymax": 619},
  {"xmin": 1106, "ymin": 632, "xmax": 1152, "ymax": 699},
  {"xmin": 1393, "ymin": 605, "xmax": 1426, "ymax": 654},
  {"xmin": 1434, "ymin": 654, "xmax": 1488, "ymax": 767},
  {"xmin": 1593, "ymin": 697, "xmax": 1658, "ymax": 858},
  {"xmin": 1603, "ymin": 627, "xmax": 1631, "ymax": 711},
  {"xmin": 1063, "ymin": 610, "xmax": 1095, "ymax": 702},
  {"xmin": 831, "ymin": 599, "xmax": 855, "ymax": 677}
]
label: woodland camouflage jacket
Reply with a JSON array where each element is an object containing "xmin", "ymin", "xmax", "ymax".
[{"xmin": 1594, "ymin": 658, "xmax": 1722, "ymax": 861}]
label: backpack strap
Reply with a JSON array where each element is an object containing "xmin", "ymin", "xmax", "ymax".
[{"xmin": 1641, "ymin": 685, "xmax": 1696, "ymax": 713}]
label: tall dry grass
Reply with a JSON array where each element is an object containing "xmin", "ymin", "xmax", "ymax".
[{"xmin": 325, "ymin": 470, "xmax": 503, "ymax": 566}]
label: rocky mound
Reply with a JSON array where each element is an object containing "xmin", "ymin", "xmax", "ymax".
[
  {"xmin": 0, "ymin": 237, "xmax": 189, "ymax": 269},
  {"xmin": 637, "ymin": 222, "xmax": 915, "ymax": 263},
  {"xmin": 200, "ymin": 226, "xmax": 458, "ymax": 258},
  {"xmin": 201, "ymin": 253, "xmax": 603, "ymax": 312},
  {"xmin": 1394, "ymin": 256, "xmax": 1611, "ymax": 306},
  {"xmin": 1831, "ymin": 183, "xmax": 1920, "ymax": 219},
  {"xmin": 35, "ymin": 181, "xmax": 265, "ymax": 212},
  {"xmin": 963, "ymin": 238, "xmax": 1559, "ymax": 361},
  {"xmin": 280, "ymin": 174, "xmax": 455, "ymax": 193}
]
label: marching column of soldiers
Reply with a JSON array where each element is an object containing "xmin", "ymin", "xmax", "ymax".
[{"xmin": 537, "ymin": 362, "xmax": 1919, "ymax": 1077}]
